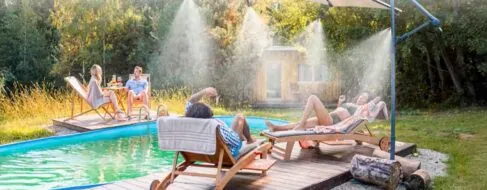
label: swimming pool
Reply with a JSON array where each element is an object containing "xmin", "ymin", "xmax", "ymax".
[{"xmin": 0, "ymin": 116, "xmax": 288, "ymax": 190}]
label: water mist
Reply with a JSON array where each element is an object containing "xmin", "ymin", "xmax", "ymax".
[
  {"xmin": 221, "ymin": 7, "xmax": 271, "ymax": 104},
  {"xmin": 341, "ymin": 28, "xmax": 392, "ymax": 97},
  {"xmin": 153, "ymin": 0, "xmax": 213, "ymax": 88}
]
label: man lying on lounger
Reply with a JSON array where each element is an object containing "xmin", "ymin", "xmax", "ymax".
[{"xmin": 185, "ymin": 87, "xmax": 255, "ymax": 158}]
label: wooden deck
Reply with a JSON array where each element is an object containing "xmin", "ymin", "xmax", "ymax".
[
  {"xmin": 52, "ymin": 111, "xmax": 161, "ymax": 132},
  {"xmin": 91, "ymin": 141, "xmax": 416, "ymax": 190}
]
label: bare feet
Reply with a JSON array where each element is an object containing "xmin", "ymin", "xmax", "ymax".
[
  {"xmin": 115, "ymin": 111, "xmax": 128, "ymax": 121},
  {"xmin": 115, "ymin": 113, "xmax": 128, "ymax": 121},
  {"xmin": 265, "ymin": 120, "xmax": 277, "ymax": 132}
]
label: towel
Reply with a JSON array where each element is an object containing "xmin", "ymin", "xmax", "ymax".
[
  {"xmin": 315, "ymin": 116, "xmax": 367, "ymax": 134},
  {"xmin": 157, "ymin": 117, "xmax": 220, "ymax": 155},
  {"xmin": 262, "ymin": 117, "xmax": 368, "ymax": 137}
]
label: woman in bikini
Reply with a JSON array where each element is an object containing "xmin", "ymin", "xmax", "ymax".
[{"xmin": 265, "ymin": 93, "xmax": 389, "ymax": 132}]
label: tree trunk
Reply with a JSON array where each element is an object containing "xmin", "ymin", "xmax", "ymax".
[
  {"xmin": 456, "ymin": 48, "xmax": 476, "ymax": 98},
  {"xmin": 425, "ymin": 47, "xmax": 435, "ymax": 100},
  {"xmin": 441, "ymin": 50, "xmax": 464, "ymax": 95},
  {"xmin": 351, "ymin": 155, "xmax": 401, "ymax": 190},
  {"xmin": 433, "ymin": 51, "xmax": 445, "ymax": 93}
]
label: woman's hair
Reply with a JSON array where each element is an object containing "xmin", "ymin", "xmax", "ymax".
[
  {"xmin": 90, "ymin": 64, "xmax": 102, "ymax": 83},
  {"xmin": 185, "ymin": 102, "xmax": 213, "ymax": 119}
]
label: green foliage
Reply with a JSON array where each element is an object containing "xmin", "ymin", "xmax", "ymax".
[
  {"xmin": 49, "ymin": 0, "xmax": 159, "ymax": 84},
  {"xmin": 0, "ymin": 0, "xmax": 58, "ymax": 87},
  {"xmin": 0, "ymin": 72, "xmax": 6, "ymax": 95},
  {"xmin": 0, "ymin": 0, "xmax": 486, "ymax": 107}
]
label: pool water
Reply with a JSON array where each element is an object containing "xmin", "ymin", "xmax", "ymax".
[{"xmin": 0, "ymin": 116, "xmax": 288, "ymax": 190}]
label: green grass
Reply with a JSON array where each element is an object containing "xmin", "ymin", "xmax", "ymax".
[
  {"xmin": 393, "ymin": 108, "xmax": 487, "ymax": 189},
  {"xmin": 1, "ymin": 86, "xmax": 486, "ymax": 188}
]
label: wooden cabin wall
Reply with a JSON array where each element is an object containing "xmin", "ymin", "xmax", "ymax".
[
  {"xmin": 255, "ymin": 60, "xmax": 266, "ymax": 101},
  {"xmin": 255, "ymin": 48, "xmax": 342, "ymax": 104}
]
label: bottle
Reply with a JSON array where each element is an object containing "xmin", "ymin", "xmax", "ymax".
[{"xmin": 110, "ymin": 75, "xmax": 116, "ymax": 87}]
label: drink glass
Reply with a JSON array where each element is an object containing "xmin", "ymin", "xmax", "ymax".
[{"xmin": 117, "ymin": 76, "xmax": 123, "ymax": 87}]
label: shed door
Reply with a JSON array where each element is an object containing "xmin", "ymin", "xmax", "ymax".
[{"xmin": 266, "ymin": 63, "xmax": 281, "ymax": 99}]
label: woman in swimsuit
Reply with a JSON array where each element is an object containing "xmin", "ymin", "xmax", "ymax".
[
  {"xmin": 265, "ymin": 93, "xmax": 388, "ymax": 132},
  {"xmin": 339, "ymin": 93, "xmax": 389, "ymax": 122}
]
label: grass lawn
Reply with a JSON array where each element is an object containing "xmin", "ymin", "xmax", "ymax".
[
  {"xmin": 1, "ymin": 87, "xmax": 486, "ymax": 189},
  {"xmin": 391, "ymin": 108, "xmax": 487, "ymax": 189}
]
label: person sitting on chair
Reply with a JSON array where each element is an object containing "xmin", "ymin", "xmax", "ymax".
[
  {"xmin": 87, "ymin": 64, "xmax": 127, "ymax": 121},
  {"xmin": 125, "ymin": 66, "xmax": 150, "ymax": 118},
  {"xmin": 185, "ymin": 87, "xmax": 255, "ymax": 158}
]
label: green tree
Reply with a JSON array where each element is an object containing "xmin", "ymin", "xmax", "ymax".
[
  {"xmin": 51, "ymin": 0, "xmax": 158, "ymax": 84},
  {"xmin": 0, "ymin": 0, "xmax": 58, "ymax": 87}
]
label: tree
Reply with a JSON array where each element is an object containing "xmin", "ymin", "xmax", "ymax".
[{"xmin": 0, "ymin": 0, "xmax": 58, "ymax": 87}]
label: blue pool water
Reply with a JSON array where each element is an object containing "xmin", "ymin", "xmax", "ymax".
[{"xmin": 0, "ymin": 116, "xmax": 288, "ymax": 190}]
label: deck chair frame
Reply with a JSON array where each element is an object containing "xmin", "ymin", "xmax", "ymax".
[
  {"xmin": 261, "ymin": 120, "xmax": 389, "ymax": 161},
  {"xmin": 64, "ymin": 76, "xmax": 114, "ymax": 121},
  {"xmin": 151, "ymin": 131, "xmax": 274, "ymax": 190}
]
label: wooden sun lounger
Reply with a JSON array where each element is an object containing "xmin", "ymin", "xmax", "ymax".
[
  {"xmin": 150, "ymin": 130, "xmax": 276, "ymax": 190},
  {"xmin": 64, "ymin": 76, "xmax": 114, "ymax": 121},
  {"xmin": 261, "ymin": 117, "xmax": 390, "ymax": 161}
]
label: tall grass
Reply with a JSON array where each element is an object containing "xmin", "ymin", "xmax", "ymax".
[
  {"xmin": 0, "ymin": 83, "xmax": 72, "ymax": 120},
  {"xmin": 151, "ymin": 87, "xmax": 190, "ymax": 115},
  {"xmin": 0, "ymin": 84, "xmax": 68, "ymax": 144},
  {"xmin": 0, "ymin": 84, "xmax": 193, "ymax": 144}
]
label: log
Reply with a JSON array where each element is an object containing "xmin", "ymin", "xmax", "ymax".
[
  {"xmin": 373, "ymin": 149, "xmax": 421, "ymax": 177},
  {"xmin": 351, "ymin": 155, "xmax": 401, "ymax": 190},
  {"xmin": 405, "ymin": 169, "xmax": 431, "ymax": 190}
]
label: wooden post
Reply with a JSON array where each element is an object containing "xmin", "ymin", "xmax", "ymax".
[
  {"xmin": 170, "ymin": 152, "xmax": 179, "ymax": 183},
  {"xmin": 284, "ymin": 141, "xmax": 294, "ymax": 161},
  {"xmin": 351, "ymin": 155, "xmax": 401, "ymax": 190},
  {"xmin": 215, "ymin": 150, "xmax": 225, "ymax": 185},
  {"xmin": 70, "ymin": 91, "xmax": 75, "ymax": 118}
]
